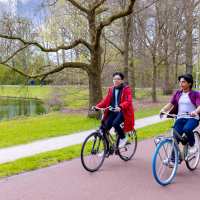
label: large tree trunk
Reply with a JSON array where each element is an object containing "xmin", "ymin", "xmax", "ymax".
[
  {"xmin": 122, "ymin": 15, "xmax": 131, "ymax": 82},
  {"xmin": 87, "ymin": 11, "xmax": 104, "ymax": 117},
  {"xmin": 163, "ymin": 60, "xmax": 173, "ymax": 94},
  {"xmin": 87, "ymin": 54, "xmax": 103, "ymax": 118},
  {"xmin": 88, "ymin": 70, "xmax": 102, "ymax": 107}
]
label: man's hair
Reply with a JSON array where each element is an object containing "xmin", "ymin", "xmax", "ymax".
[
  {"xmin": 112, "ymin": 72, "xmax": 124, "ymax": 80},
  {"xmin": 178, "ymin": 73, "xmax": 193, "ymax": 88}
]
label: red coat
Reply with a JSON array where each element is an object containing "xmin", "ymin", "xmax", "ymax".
[{"xmin": 96, "ymin": 85, "xmax": 134, "ymax": 132}]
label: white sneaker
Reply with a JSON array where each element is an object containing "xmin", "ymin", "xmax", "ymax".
[
  {"xmin": 118, "ymin": 137, "xmax": 128, "ymax": 148},
  {"xmin": 188, "ymin": 145, "xmax": 198, "ymax": 155},
  {"xmin": 97, "ymin": 152, "xmax": 104, "ymax": 157}
]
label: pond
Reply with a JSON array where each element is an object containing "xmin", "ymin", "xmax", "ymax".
[{"xmin": 0, "ymin": 97, "xmax": 46, "ymax": 121}]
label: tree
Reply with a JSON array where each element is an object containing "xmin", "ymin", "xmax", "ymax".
[{"xmin": 0, "ymin": 0, "xmax": 136, "ymax": 116}]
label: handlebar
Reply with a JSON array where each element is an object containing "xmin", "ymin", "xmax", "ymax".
[
  {"xmin": 91, "ymin": 106, "xmax": 117, "ymax": 112},
  {"xmin": 160, "ymin": 111, "xmax": 191, "ymax": 119}
]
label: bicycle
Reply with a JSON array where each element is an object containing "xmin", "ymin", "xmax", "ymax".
[
  {"xmin": 81, "ymin": 106, "xmax": 137, "ymax": 172},
  {"xmin": 152, "ymin": 112, "xmax": 200, "ymax": 186}
]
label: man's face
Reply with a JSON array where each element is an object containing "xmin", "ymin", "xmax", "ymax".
[
  {"xmin": 179, "ymin": 78, "xmax": 190, "ymax": 90},
  {"xmin": 113, "ymin": 75, "xmax": 123, "ymax": 87}
]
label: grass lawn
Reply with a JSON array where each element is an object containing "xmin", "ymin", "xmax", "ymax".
[
  {"xmin": 0, "ymin": 85, "xmax": 168, "ymax": 109},
  {"xmin": 0, "ymin": 112, "xmax": 98, "ymax": 148},
  {"xmin": 0, "ymin": 120, "xmax": 173, "ymax": 178},
  {"xmin": 0, "ymin": 104, "xmax": 164, "ymax": 149}
]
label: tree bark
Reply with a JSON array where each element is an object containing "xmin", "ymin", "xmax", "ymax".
[{"xmin": 152, "ymin": 55, "xmax": 157, "ymax": 102}]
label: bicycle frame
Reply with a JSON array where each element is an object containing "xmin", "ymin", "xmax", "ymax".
[{"xmin": 155, "ymin": 112, "xmax": 196, "ymax": 162}]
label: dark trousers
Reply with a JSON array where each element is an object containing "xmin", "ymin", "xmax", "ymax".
[
  {"xmin": 101, "ymin": 111, "xmax": 125, "ymax": 148},
  {"xmin": 173, "ymin": 118, "xmax": 199, "ymax": 146}
]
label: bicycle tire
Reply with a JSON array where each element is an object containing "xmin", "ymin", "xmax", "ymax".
[
  {"xmin": 185, "ymin": 132, "xmax": 200, "ymax": 171},
  {"xmin": 152, "ymin": 138, "xmax": 179, "ymax": 186},
  {"xmin": 81, "ymin": 131, "xmax": 107, "ymax": 172},
  {"xmin": 118, "ymin": 131, "xmax": 137, "ymax": 161}
]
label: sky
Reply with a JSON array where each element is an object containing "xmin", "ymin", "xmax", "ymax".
[{"xmin": 0, "ymin": 0, "xmax": 43, "ymax": 19}]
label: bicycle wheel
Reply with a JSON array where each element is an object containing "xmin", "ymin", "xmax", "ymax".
[
  {"xmin": 118, "ymin": 131, "xmax": 137, "ymax": 161},
  {"xmin": 152, "ymin": 138, "xmax": 179, "ymax": 186},
  {"xmin": 81, "ymin": 131, "xmax": 107, "ymax": 172},
  {"xmin": 185, "ymin": 132, "xmax": 200, "ymax": 171}
]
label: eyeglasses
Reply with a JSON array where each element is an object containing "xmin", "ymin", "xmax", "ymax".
[{"xmin": 113, "ymin": 78, "xmax": 122, "ymax": 80}]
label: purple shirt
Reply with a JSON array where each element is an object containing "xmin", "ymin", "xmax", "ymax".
[{"xmin": 169, "ymin": 90, "xmax": 200, "ymax": 115}]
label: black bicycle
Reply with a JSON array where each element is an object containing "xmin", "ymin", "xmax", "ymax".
[{"xmin": 81, "ymin": 106, "xmax": 137, "ymax": 172}]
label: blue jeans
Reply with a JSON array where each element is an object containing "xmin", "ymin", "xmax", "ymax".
[{"xmin": 173, "ymin": 118, "xmax": 199, "ymax": 146}]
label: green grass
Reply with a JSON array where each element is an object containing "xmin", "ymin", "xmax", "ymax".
[
  {"xmin": 0, "ymin": 85, "xmax": 89, "ymax": 108},
  {"xmin": 0, "ymin": 120, "xmax": 172, "ymax": 178},
  {"xmin": 0, "ymin": 105, "xmax": 163, "ymax": 149},
  {"xmin": 0, "ymin": 85, "xmax": 167, "ymax": 109},
  {"xmin": 0, "ymin": 85, "xmax": 51, "ymax": 99},
  {"xmin": 0, "ymin": 112, "xmax": 98, "ymax": 148},
  {"xmin": 135, "ymin": 106, "xmax": 163, "ymax": 119},
  {"xmin": 0, "ymin": 100, "xmax": 163, "ymax": 149}
]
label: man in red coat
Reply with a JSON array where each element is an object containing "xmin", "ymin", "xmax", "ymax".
[{"xmin": 95, "ymin": 72, "xmax": 134, "ymax": 148}]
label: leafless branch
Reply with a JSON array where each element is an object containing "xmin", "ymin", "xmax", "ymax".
[
  {"xmin": 91, "ymin": 0, "xmax": 106, "ymax": 11},
  {"xmin": 0, "ymin": 34, "xmax": 92, "ymax": 52},
  {"xmin": 97, "ymin": 0, "xmax": 136, "ymax": 31},
  {"xmin": 66, "ymin": 0, "xmax": 89, "ymax": 14},
  {"xmin": 1, "ymin": 45, "xmax": 29, "ymax": 64},
  {"xmin": 1, "ymin": 61, "xmax": 90, "ymax": 79}
]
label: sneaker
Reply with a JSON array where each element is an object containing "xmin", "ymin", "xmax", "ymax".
[
  {"xmin": 97, "ymin": 152, "xmax": 104, "ymax": 157},
  {"xmin": 118, "ymin": 137, "xmax": 128, "ymax": 148},
  {"xmin": 188, "ymin": 145, "xmax": 198, "ymax": 156},
  {"xmin": 97, "ymin": 151, "xmax": 110, "ymax": 157}
]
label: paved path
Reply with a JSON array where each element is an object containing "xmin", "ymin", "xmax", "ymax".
[
  {"xmin": 0, "ymin": 138, "xmax": 199, "ymax": 200},
  {"xmin": 0, "ymin": 115, "xmax": 167, "ymax": 164}
]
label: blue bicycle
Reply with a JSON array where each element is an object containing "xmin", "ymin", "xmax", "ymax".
[{"xmin": 152, "ymin": 112, "xmax": 200, "ymax": 186}]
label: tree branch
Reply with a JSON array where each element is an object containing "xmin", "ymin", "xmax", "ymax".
[
  {"xmin": 133, "ymin": 0, "xmax": 160, "ymax": 15},
  {"xmin": 91, "ymin": 0, "xmax": 106, "ymax": 11},
  {"xmin": 1, "ymin": 45, "xmax": 29, "ymax": 64},
  {"xmin": 66, "ymin": 0, "xmax": 89, "ymax": 14},
  {"xmin": 97, "ymin": 0, "xmax": 136, "ymax": 31},
  {"xmin": 0, "ymin": 62, "xmax": 90, "ymax": 79},
  {"xmin": 0, "ymin": 34, "xmax": 92, "ymax": 52},
  {"xmin": 103, "ymin": 34, "xmax": 124, "ymax": 54}
]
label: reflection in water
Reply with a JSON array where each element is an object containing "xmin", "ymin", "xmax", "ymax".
[{"xmin": 0, "ymin": 97, "xmax": 46, "ymax": 121}]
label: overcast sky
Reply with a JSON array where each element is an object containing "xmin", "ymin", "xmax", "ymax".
[{"xmin": 0, "ymin": 0, "xmax": 43, "ymax": 18}]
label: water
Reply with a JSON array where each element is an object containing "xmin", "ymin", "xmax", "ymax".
[{"xmin": 0, "ymin": 97, "xmax": 46, "ymax": 121}]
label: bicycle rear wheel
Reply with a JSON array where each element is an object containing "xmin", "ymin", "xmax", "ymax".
[
  {"xmin": 118, "ymin": 131, "xmax": 137, "ymax": 161},
  {"xmin": 185, "ymin": 132, "xmax": 200, "ymax": 171},
  {"xmin": 152, "ymin": 138, "xmax": 179, "ymax": 186},
  {"xmin": 81, "ymin": 131, "xmax": 107, "ymax": 172}
]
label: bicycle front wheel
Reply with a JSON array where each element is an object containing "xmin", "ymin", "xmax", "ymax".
[
  {"xmin": 185, "ymin": 132, "xmax": 200, "ymax": 171},
  {"xmin": 81, "ymin": 131, "xmax": 107, "ymax": 172},
  {"xmin": 118, "ymin": 131, "xmax": 137, "ymax": 161},
  {"xmin": 152, "ymin": 138, "xmax": 179, "ymax": 186}
]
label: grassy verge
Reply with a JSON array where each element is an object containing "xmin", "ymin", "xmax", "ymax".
[
  {"xmin": 135, "ymin": 106, "xmax": 163, "ymax": 119},
  {"xmin": 0, "ymin": 120, "xmax": 172, "ymax": 178},
  {"xmin": 0, "ymin": 85, "xmax": 168, "ymax": 109},
  {"xmin": 0, "ymin": 112, "xmax": 98, "ymax": 148},
  {"xmin": 0, "ymin": 105, "xmax": 163, "ymax": 149}
]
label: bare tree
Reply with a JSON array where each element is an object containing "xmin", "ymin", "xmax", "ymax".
[
  {"xmin": 183, "ymin": 0, "xmax": 200, "ymax": 74},
  {"xmin": 0, "ymin": 0, "xmax": 136, "ymax": 115}
]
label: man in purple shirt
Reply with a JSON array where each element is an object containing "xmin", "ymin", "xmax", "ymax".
[{"xmin": 160, "ymin": 74, "xmax": 200, "ymax": 156}]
